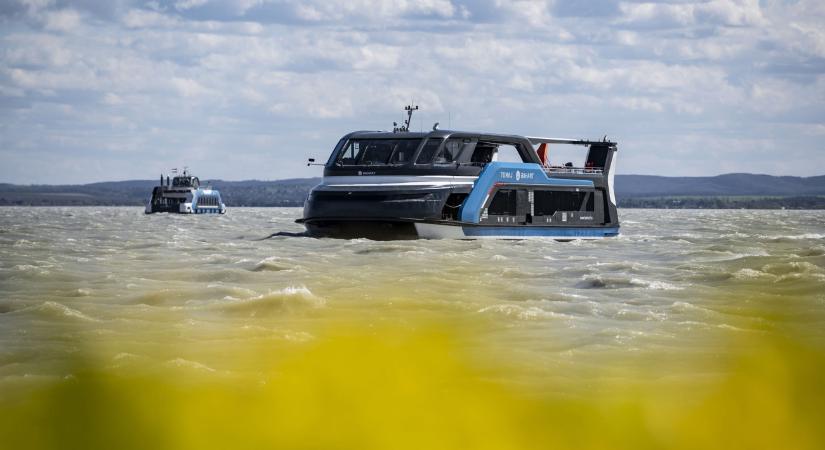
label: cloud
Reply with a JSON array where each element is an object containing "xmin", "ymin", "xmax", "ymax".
[
  {"xmin": 42, "ymin": 7, "xmax": 81, "ymax": 31},
  {"xmin": 0, "ymin": 0, "xmax": 823, "ymax": 183},
  {"xmin": 617, "ymin": 0, "xmax": 767, "ymax": 29},
  {"xmin": 554, "ymin": 0, "xmax": 620, "ymax": 18},
  {"xmin": 174, "ymin": 0, "xmax": 208, "ymax": 11}
]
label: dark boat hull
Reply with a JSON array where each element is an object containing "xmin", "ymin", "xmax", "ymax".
[{"xmin": 300, "ymin": 219, "xmax": 419, "ymax": 240}]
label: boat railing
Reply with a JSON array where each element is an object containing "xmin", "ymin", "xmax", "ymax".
[{"xmin": 545, "ymin": 166, "xmax": 604, "ymax": 175}]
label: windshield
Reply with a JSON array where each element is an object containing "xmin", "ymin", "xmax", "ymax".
[
  {"xmin": 172, "ymin": 177, "xmax": 195, "ymax": 187},
  {"xmin": 335, "ymin": 139, "xmax": 423, "ymax": 166}
]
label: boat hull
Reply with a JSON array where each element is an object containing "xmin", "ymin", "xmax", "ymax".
[
  {"xmin": 300, "ymin": 217, "xmax": 619, "ymax": 240},
  {"xmin": 301, "ymin": 219, "xmax": 419, "ymax": 240},
  {"xmin": 413, "ymin": 222, "xmax": 619, "ymax": 240},
  {"xmin": 300, "ymin": 162, "xmax": 620, "ymax": 240}
]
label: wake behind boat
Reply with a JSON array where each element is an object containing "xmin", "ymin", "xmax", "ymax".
[{"xmin": 298, "ymin": 106, "xmax": 619, "ymax": 239}]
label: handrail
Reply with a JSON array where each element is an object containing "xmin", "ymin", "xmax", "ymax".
[
  {"xmin": 545, "ymin": 167, "xmax": 604, "ymax": 175},
  {"xmin": 527, "ymin": 136, "xmax": 617, "ymax": 146}
]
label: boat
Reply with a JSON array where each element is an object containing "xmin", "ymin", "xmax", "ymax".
[
  {"xmin": 297, "ymin": 106, "xmax": 619, "ymax": 239},
  {"xmin": 145, "ymin": 168, "xmax": 226, "ymax": 214}
]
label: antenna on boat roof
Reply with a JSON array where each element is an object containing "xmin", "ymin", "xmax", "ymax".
[{"xmin": 393, "ymin": 104, "xmax": 418, "ymax": 133}]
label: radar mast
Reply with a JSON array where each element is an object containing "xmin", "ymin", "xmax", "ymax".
[{"xmin": 393, "ymin": 104, "xmax": 418, "ymax": 133}]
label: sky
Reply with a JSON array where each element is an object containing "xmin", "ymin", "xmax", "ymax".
[{"xmin": 0, "ymin": 0, "xmax": 824, "ymax": 184}]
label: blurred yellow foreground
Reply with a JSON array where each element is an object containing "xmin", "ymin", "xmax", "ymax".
[{"xmin": 2, "ymin": 321, "xmax": 824, "ymax": 450}]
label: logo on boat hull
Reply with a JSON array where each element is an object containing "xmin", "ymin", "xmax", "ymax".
[{"xmin": 500, "ymin": 170, "xmax": 536, "ymax": 182}]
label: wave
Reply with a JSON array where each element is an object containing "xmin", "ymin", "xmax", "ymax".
[
  {"xmin": 732, "ymin": 268, "xmax": 772, "ymax": 280},
  {"xmin": 353, "ymin": 245, "xmax": 416, "ymax": 255},
  {"xmin": 759, "ymin": 233, "xmax": 825, "ymax": 242},
  {"xmin": 192, "ymin": 268, "xmax": 253, "ymax": 283},
  {"xmin": 163, "ymin": 358, "xmax": 216, "ymax": 373},
  {"xmin": 576, "ymin": 275, "xmax": 681, "ymax": 290},
  {"xmin": 12, "ymin": 264, "xmax": 51, "ymax": 276},
  {"xmin": 477, "ymin": 304, "xmax": 569, "ymax": 321},
  {"xmin": 797, "ymin": 247, "xmax": 825, "ymax": 257},
  {"xmin": 11, "ymin": 301, "xmax": 99, "ymax": 322},
  {"xmin": 216, "ymin": 286, "xmax": 325, "ymax": 316},
  {"xmin": 251, "ymin": 256, "xmax": 294, "ymax": 272},
  {"xmin": 761, "ymin": 261, "xmax": 823, "ymax": 276}
]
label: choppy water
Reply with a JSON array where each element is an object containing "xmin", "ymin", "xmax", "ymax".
[{"xmin": 1, "ymin": 207, "xmax": 823, "ymax": 392}]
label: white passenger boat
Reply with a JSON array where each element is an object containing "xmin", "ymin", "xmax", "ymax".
[{"xmin": 145, "ymin": 168, "xmax": 226, "ymax": 214}]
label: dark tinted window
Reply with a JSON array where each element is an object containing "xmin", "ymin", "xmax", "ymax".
[
  {"xmin": 534, "ymin": 191, "xmax": 587, "ymax": 216},
  {"xmin": 415, "ymin": 138, "xmax": 443, "ymax": 164},
  {"xmin": 434, "ymin": 139, "xmax": 464, "ymax": 164},
  {"xmin": 172, "ymin": 177, "xmax": 193, "ymax": 187},
  {"xmin": 488, "ymin": 189, "xmax": 517, "ymax": 215},
  {"xmin": 470, "ymin": 144, "xmax": 496, "ymax": 164},
  {"xmin": 336, "ymin": 139, "xmax": 422, "ymax": 166}
]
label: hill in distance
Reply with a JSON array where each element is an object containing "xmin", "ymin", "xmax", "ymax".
[
  {"xmin": 617, "ymin": 173, "xmax": 825, "ymax": 197},
  {"xmin": 1, "ymin": 174, "xmax": 824, "ymax": 209}
]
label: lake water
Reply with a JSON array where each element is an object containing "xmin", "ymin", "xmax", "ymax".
[{"xmin": 1, "ymin": 207, "xmax": 824, "ymax": 449}]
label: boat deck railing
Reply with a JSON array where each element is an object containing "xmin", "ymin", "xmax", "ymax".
[{"xmin": 545, "ymin": 167, "xmax": 604, "ymax": 175}]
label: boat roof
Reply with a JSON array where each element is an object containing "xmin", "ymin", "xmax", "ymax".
[{"xmin": 343, "ymin": 130, "xmax": 616, "ymax": 147}]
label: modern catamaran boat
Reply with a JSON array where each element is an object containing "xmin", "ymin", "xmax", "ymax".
[
  {"xmin": 145, "ymin": 168, "xmax": 226, "ymax": 214},
  {"xmin": 297, "ymin": 106, "xmax": 619, "ymax": 239}
]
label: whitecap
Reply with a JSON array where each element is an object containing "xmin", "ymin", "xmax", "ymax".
[
  {"xmin": 16, "ymin": 301, "xmax": 99, "ymax": 322},
  {"xmin": 164, "ymin": 358, "xmax": 216, "ymax": 373},
  {"xmin": 477, "ymin": 304, "xmax": 568, "ymax": 320},
  {"xmin": 216, "ymin": 286, "xmax": 325, "ymax": 316},
  {"xmin": 732, "ymin": 268, "xmax": 771, "ymax": 280}
]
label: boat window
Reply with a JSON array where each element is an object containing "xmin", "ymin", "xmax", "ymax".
[
  {"xmin": 586, "ymin": 145, "xmax": 610, "ymax": 168},
  {"xmin": 469, "ymin": 143, "xmax": 496, "ymax": 164},
  {"xmin": 336, "ymin": 139, "xmax": 423, "ymax": 166},
  {"xmin": 415, "ymin": 138, "xmax": 443, "ymax": 164},
  {"xmin": 388, "ymin": 139, "xmax": 421, "ymax": 164},
  {"xmin": 436, "ymin": 138, "xmax": 474, "ymax": 164},
  {"xmin": 488, "ymin": 189, "xmax": 517, "ymax": 215},
  {"xmin": 437, "ymin": 139, "xmax": 460, "ymax": 164},
  {"xmin": 416, "ymin": 138, "xmax": 471, "ymax": 165},
  {"xmin": 534, "ymin": 191, "xmax": 590, "ymax": 216},
  {"xmin": 493, "ymin": 144, "xmax": 525, "ymax": 163}
]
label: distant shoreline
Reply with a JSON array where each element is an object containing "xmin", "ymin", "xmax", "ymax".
[
  {"xmin": 3, "ymin": 203, "xmax": 824, "ymax": 210},
  {"xmin": 2, "ymin": 173, "xmax": 824, "ymax": 210}
]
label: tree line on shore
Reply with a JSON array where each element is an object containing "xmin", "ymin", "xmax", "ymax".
[{"xmin": 2, "ymin": 174, "xmax": 824, "ymax": 209}]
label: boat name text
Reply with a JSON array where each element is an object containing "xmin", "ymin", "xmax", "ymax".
[{"xmin": 499, "ymin": 170, "xmax": 536, "ymax": 182}]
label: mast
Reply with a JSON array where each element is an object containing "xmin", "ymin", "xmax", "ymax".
[{"xmin": 393, "ymin": 104, "xmax": 418, "ymax": 133}]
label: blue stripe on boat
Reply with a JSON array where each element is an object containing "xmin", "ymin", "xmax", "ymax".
[
  {"xmin": 460, "ymin": 162, "xmax": 594, "ymax": 223},
  {"xmin": 461, "ymin": 226, "xmax": 619, "ymax": 238}
]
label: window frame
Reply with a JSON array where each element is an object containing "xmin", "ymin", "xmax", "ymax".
[{"xmin": 333, "ymin": 138, "xmax": 425, "ymax": 167}]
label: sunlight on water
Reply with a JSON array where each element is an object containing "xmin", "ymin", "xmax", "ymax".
[{"xmin": 1, "ymin": 207, "xmax": 824, "ymax": 449}]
